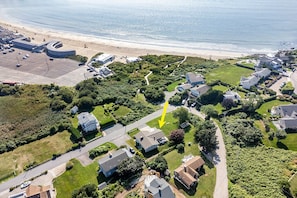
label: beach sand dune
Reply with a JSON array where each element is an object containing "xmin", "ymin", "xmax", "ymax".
[{"xmin": 0, "ymin": 20, "xmax": 246, "ymax": 61}]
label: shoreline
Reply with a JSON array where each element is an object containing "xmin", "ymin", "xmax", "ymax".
[{"xmin": 0, "ymin": 20, "xmax": 249, "ymax": 60}]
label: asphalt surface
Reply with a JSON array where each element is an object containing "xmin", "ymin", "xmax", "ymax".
[{"xmin": 0, "ymin": 101, "xmax": 228, "ymax": 198}]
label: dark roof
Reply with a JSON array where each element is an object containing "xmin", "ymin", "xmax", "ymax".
[
  {"xmin": 190, "ymin": 85, "xmax": 211, "ymax": 97},
  {"xmin": 98, "ymin": 149, "xmax": 129, "ymax": 173},
  {"xmin": 134, "ymin": 130, "xmax": 165, "ymax": 151}
]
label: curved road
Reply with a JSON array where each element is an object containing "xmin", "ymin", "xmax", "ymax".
[{"xmin": 0, "ymin": 104, "xmax": 228, "ymax": 198}]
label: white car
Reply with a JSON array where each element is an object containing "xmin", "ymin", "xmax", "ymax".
[{"xmin": 20, "ymin": 181, "xmax": 31, "ymax": 189}]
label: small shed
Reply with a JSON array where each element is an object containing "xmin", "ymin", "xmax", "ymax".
[{"xmin": 70, "ymin": 106, "xmax": 78, "ymax": 114}]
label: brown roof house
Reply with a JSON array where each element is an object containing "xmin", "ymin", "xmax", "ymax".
[
  {"xmin": 135, "ymin": 126, "xmax": 168, "ymax": 153},
  {"xmin": 25, "ymin": 185, "xmax": 51, "ymax": 198},
  {"xmin": 174, "ymin": 156, "xmax": 205, "ymax": 189}
]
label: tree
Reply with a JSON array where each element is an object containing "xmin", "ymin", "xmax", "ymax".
[
  {"xmin": 222, "ymin": 98, "xmax": 235, "ymax": 110},
  {"xmin": 173, "ymin": 107, "xmax": 189, "ymax": 124},
  {"xmin": 59, "ymin": 88, "xmax": 74, "ymax": 103},
  {"xmin": 195, "ymin": 127, "xmax": 218, "ymax": 152},
  {"xmin": 72, "ymin": 184, "xmax": 98, "ymax": 198},
  {"xmin": 143, "ymin": 86, "xmax": 165, "ymax": 103},
  {"xmin": 169, "ymin": 94, "xmax": 182, "ymax": 105},
  {"xmin": 275, "ymin": 130, "xmax": 287, "ymax": 142},
  {"xmin": 176, "ymin": 143, "xmax": 185, "ymax": 153},
  {"xmin": 200, "ymin": 105, "xmax": 218, "ymax": 118},
  {"xmin": 117, "ymin": 156, "xmax": 144, "ymax": 179},
  {"xmin": 78, "ymin": 96, "xmax": 94, "ymax": 110},
  {"xmin": 199, "ymin": 89, "xmax": 223, "ymax": 105},
  {"xmin": 169, "ymin": 129, "xmax": 185, "ymax": 144},
  {"xmin": 147, "ymin": 155, "xmax": 168, "ymax": 174},
  {"xmin": 50, "ymin": 99, "xmax": 67, "ymax": 111}
]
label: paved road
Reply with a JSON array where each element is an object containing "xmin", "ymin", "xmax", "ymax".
[
  {"xmin": 0, "ymin": 103, "xmax": 228, "ymax": 198},
  {"xmin": 290, "ymin": 70, "xmax": 297, "ymax": 94}
]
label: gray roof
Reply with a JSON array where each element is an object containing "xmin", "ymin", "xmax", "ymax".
[
  {"xmin": 280, "ymin": 117, "xmax": 297, "ymax": 129},
  {"xmin": 276, "ymin": 104, "xmax": 297, "ymax": 117},
  {"xmin": 145, "ymin": 175, "xmax": 175, "ymax": 198},
  {"xmin": 135, "ymin": 130, "xmax": 165, "ymax": 151},
  {"xmin": 98, "ymin": 149, "xmax": 129, "ymax": 173},
  {"xmin": 190, "ymin": 85, "xmax": 211, "ymax": 97},
  {"xmin": 186, "ymin": 72, "xmax": 204, "ymax": 84},
  {"xmin": 77, "ymin": 112, "xmax": 97, "ymax": 126}
]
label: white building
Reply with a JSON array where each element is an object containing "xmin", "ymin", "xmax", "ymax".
[
  {"xmin": 126, "ymin": 57, "xmax": 142, "ymax": 63},
  {"xmin": 77, "ymin": 112, "xmax": 100, "ymax": 133},
  {"xmin": 94, "ymin": 54, "xmax": 115, "ymax": 64},
  {"xmin": 254, "ymin": 68, "xmax": 271, "ymax": 79},
  {"xmin": 223, "ymin": 91, "xmax": 241, "ymax": 101},
  {"xmin": 240, "ymin": 75, "xmax": 259, "ymax": 89}
]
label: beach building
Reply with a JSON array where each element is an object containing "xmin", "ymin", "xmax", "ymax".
[
  {"xmin": 46, "ymin": 41, "xmax": 76, "ymax": 58},
  {"xmin": 77, "ymin": 112, "xmax": 99, "ymax": 133},
  {"xmin": 254, "ymin": 68, "xmax": 271, "ymax": 79},
  {"xmin": 12, "ymin": 37, "xmax": 37, "ymax": 51},
  {"xmin": 98, "ymin": 149, "xmax": 130, "ymax": 177},
  {"xmin": 94, "ymin": 54, "xmax": 115, "ymax": 64},
  {"xmin": 144, "ymin": 175, "xmax": 175, "ymax": 198}
]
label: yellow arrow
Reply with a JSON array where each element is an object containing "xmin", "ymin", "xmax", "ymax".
[{"xmin": 158, "ymin": 101, "xmax": 169, "ymax": 128}]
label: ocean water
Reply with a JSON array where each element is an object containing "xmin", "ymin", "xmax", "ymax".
[{"xmin": 0, "ymin": 0, "xmax": 297, "ymax": 53}]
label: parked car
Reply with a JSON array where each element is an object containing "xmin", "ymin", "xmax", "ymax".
[
  {"xmin": 20, "ymin": 181, "xmax": 31, "ymax": 189},
  {"xmin": 129, "ymin": 147, "xmax": 135, "ymax": 154}
]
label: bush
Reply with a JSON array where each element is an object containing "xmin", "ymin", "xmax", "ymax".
[
  {"xmin": 50, "ymin": 99, "xmax": 67, "ymax": 111},
  {"xmin": 169, "ymin": 129, "xmax": 185, "ymax": 144},
  {"xmin": 176, "ymin": 143, "xmax": 185, "ymax": 153},
  {"xmin": 66, "ymin": 161, "xmax": 74, "ymax": 170}
]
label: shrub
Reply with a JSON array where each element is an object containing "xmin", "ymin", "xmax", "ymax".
[
  {"xmin": 169, "ymin": 129, "xmax": 185, "ymax": 144},
  {"xmin": 176, "ymin": 143, "xmax": 185, "ymax": 153}
]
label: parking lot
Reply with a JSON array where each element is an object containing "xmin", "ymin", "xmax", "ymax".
[{"xmin": 0, "ymin": 48, "xmax": 93, "ymax": 86}]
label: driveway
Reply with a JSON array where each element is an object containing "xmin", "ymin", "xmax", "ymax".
[
  {"xmin": 290, "ymin": 70, "xmax": 297, "ymax": 94},
  {"xmin": 269, "ymin": 76, "xmax": 289, "ymax": 95}
]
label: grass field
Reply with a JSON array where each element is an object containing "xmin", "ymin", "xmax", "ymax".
[
  {"xmin": 0, "ymin": 131, "xmax": 73, "ymax": 182},
  {"xmin": 92, "ymin": 106, "xmax": 115, "ymax": 125},
  {"xmin": 133, "ymin": 93, "xmax": 160, "ymax": 111},
  {"xmin": 256, "ymin": 100, "xmax": 291, "ymax": 118},
  {"xmin": 205, "ymin": 64, "xmax": 254, "ymax": 86},
  {"xmin": 290, "ymin": 174, "xmax": 297, "ymax": 196},
  {"xmin": 146, "ymin": 112, "xmax": 179, "ymax": 136},
  {"xmin": 114, "ymin": 106, "xmax": 131, "ymax": 117},
  {"xmin": 167, "ymin": 79, "xmax": 185, "ymax": 92},
  {"xmin": 54, "ymin": 159, "xmax": 103, "ymax": 198},
  {"xmin": 212, "ymin": 85, "xmax": 229, "ymax": 92}
]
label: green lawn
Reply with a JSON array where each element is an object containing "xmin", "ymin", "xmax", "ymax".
[
  {"xmin": 54, "ymin": 159, "xmax": 105, "ymax": 198},
  {"xmin": 280, "ymin": 134, "xmax": 297, "ymax": 151},
  {"xmin": 127, "ymin": 128, "xmax": 140, "ymax": 138},
  {"xmin": 114, "ymin": 106, "xmax": 131, "ymax": 117},
  {"xmin": 256, "ymin": 100, "xmax": 291, "ymax": 118},
  {"xmin": 212, "ymin": 85, "xmax": 229, "ymax": 92},
  {"xmin": 146, "ymin": 112, "xmax": 179, "ymax": 136},
  {"xmin": 0, "ymin": 131, "xmax": 73, "ymax": 182},
  {"xmin": 290, "ymin": 174, "xmax": 297, "ymax": 196},
  {"xmin": 92, "ymin": 106, "xmax": 115, "ymax": 125},
  {"xmin": 71, "ymin": 116, "xmax": 79, "ymax": 128},
  {"xmin": 167, "ymin": 79, "xmax": 185, "ymax": 92},
  {"xmin": 205, "ymin": 64, "xmax": 254, "ymax": 86}
]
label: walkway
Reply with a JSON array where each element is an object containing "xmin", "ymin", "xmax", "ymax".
[{"xmin": 144, "ymin": 71, "xmax": 152, "ymax": 85}]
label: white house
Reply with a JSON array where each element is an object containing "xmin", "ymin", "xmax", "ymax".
[
  {"xmin": 77, "ymin": 112, "xmax": 99, "ymax": 133},
  {"xmin": 94, "ymin": 54, "xmax": 115, "ymax": 65},
  {"xmin": 240, "ymin": 75, "xmax": 259, "ymax": 89},
  {"xmin": 126, "ymin": 57, "xmax": 142, "ymax": 63},
  {"xmin": 254, "ymin": 68, "xmax": 271, "ymax": 79},
  {"xmin": 223, "ymin": 91, "xmax": 241, "ymax": 101}
]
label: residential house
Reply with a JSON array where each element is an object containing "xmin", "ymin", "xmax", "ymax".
[
  {"xmin": 77, "ymin": 112, "xmax": 100, "ymax": 133},
  {"xmin": 98, "ymin": 149, "xmax": 130, "ymax": 177},
  {"xmin": 126, "ymin": 57, "xmax": 142, "ymax": 63},
  {"xmin": 174, "ymin": 156, "xmax": 205, "ymax": 189},
  {"xmin": 240, "ymin": 75, "xmax": 259, "ymax": 89},
  {"xmin": 257, "ymin": 55, "xmax": 283, "ymax": 70},
  {"xmin": 223, "ymin": 91, "xmax": 241, "ymax": 102},
  {"xmin": 254, "ymin": 68, "xmax": 271, "ymax": 79},
  {"xmin": 273, "ymin": 104, "xmax": 297, "ymax": 130},
  {"xmin": 134, "ymin": 127, "xmax": 167, "ymax": 153},
  {"xmin": 189, "ymin": 85, "xmax": 211, "ymax": 98},
  {"xmin": 25, "ymin": 185, "xmax": 51, "ymax": 198},
  {"xmin": 186, "ymin": 72, "xmax": 205, "ymax": 86},
  {"xmin": 144, "ymin": 175, "xmax": 175, "ymax": 198},
  {"xmin": 177, "ymin": 84, "xmax": 192, "ymax": 92}
]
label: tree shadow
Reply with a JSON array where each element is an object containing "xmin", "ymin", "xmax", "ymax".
[
  {"xmin": 174, "ymin": 178, "xmax": 197, "ymax": 196},
  {"xmin": 277, "ymin": 141, "xmax": 289, "ymax": 150}
]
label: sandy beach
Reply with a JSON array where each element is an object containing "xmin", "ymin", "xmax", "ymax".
[{"xmin": 0, "ymin": 20, "xmax": 247, "ymax": 60}]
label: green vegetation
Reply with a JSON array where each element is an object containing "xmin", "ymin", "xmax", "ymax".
[
  {"xmin": 212, "ymin": 85, "xmax": 228, "ymax": 92},
  {"xmin": 92, "ymin": 106, "xmax": 115, "ymax": 126},
  {"xmin": 281, "ymin": 81, "xmax": 295, "ymax": 94},
  {"xmin": 67, "ymin": 55, "xmax": 88, "ymax": 63},
  {"xmin": 89, "ymin": 142, "xmax": 117, "ymax": 159},
  {"xmin": 0, "ymin": 131, "xmax": 73, "ymax": 182},
  {"xmin": 290, "ymin": 174, "xmax": 297, "ymax": 197},
  {"xmin": 146, "ymin": 112, "xmax": 179, "ymax": 136},
  {"xmin": 204, "ymin": 61, "xmax": 254, "ymax": 86},
  {"xmin": 72, "ymin": 184, "xmax": 98, "ymax": 198},
  {"xmin": 98, "ymin": 182, "xmax": 124, "ymax": 198},
  {"xmin": 54, "ymin": 159, "xmax": 101, "ymax": 198},
  {"xmin": 128, "ymin": 128, "xmax": 140, "ymax": 138},
  {"xmin": 167, "ymin": 79, "xmax": 184, "ymax": 92}
]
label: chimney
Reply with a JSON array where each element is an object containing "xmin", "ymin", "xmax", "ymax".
[
  {"xmin": 109, "ymin": 152, "xmax": 112, "ymax": 158},
  {"xmin": 140, "ymin": 136, "xmax": 143, "ymax": 141},
  {"xmin": 183, "ymin": 165, "xmax": 187, "ymax": 172}
]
